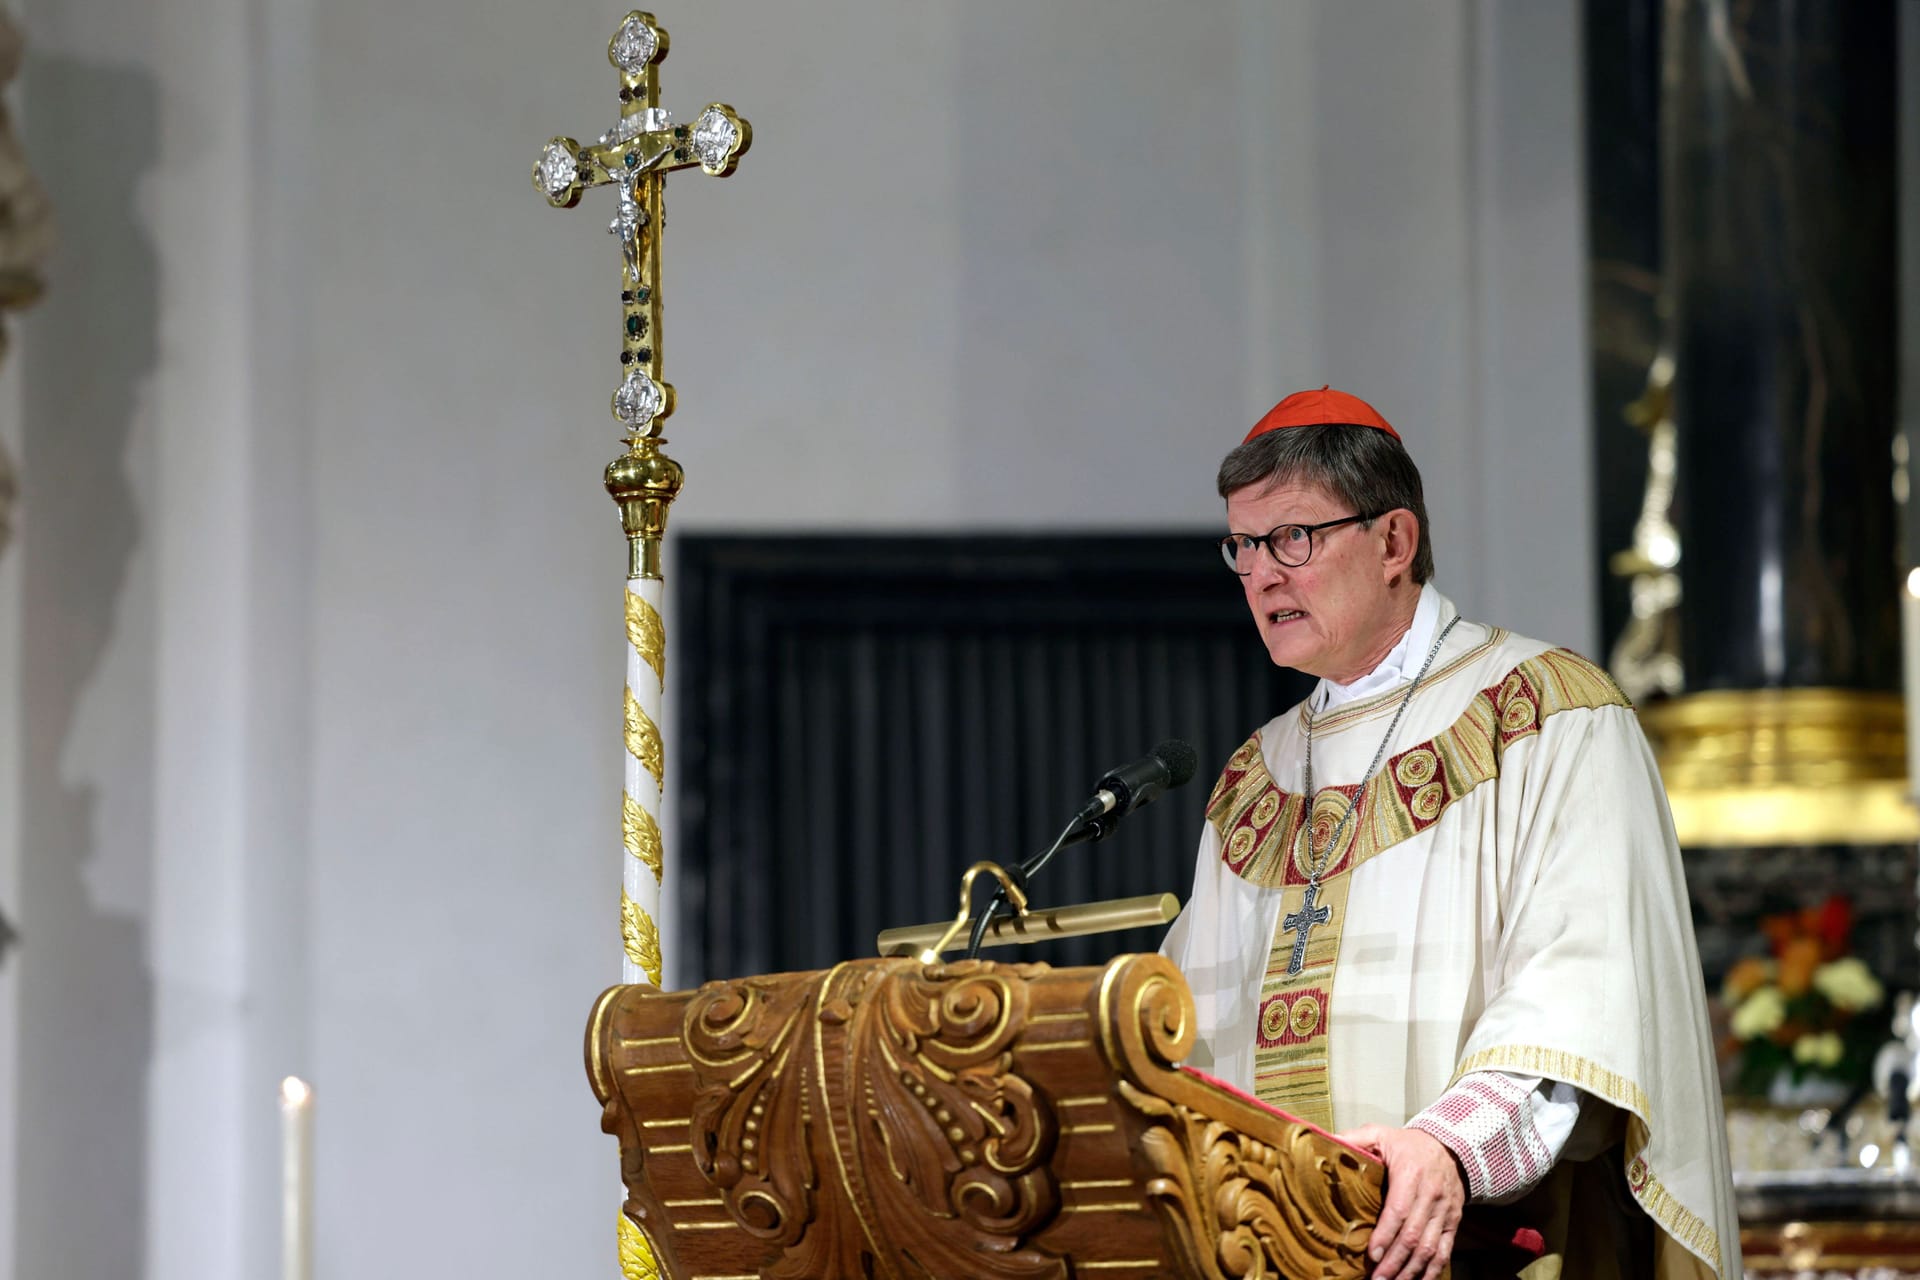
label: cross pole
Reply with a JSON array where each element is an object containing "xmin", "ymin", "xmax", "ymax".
[{"xmin": 531, "ymin": 10, "xmax": 750, "ymax": 996}]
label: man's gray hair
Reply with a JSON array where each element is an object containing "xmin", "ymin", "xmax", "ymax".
[{"xmin": 1216, "ymin": 424, "xmax": 1435, "ymax": 584}]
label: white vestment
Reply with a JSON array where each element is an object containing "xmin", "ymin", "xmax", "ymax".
[{"xmin": 1162, "ymin": 592, "xmax": 1740, "ymax": 1279}]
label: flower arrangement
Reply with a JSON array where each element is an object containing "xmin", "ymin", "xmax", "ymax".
[{"xmin": 1722, "ymin": 895, "xmax": 1886, "ymax": 1101}]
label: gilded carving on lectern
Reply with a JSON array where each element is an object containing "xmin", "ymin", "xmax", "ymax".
[
  {"xmin": 683, "ymin": 962, "xmax": 1064, "ymax": 1280},
  {"xmin": 586, "ymin": 954, "xmax": 1386, "ymax": 1280},
  {"xmin": 1124, "ymin": 1087, "xmax": 1381, "ymax": 1280},
  {"xmin": 1101, "ymin": 953, "xmax": 1380, "ymax": 1278}
]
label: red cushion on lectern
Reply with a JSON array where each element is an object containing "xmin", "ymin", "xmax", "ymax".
[{"xmin": 1177, "ymin": 1065, "xmax": 1374, "ymax": 1160}]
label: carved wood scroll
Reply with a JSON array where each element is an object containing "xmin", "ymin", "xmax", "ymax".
[{"xmin": 587, "ymin": 954, "xmax": 1383, "ymax": 1280}]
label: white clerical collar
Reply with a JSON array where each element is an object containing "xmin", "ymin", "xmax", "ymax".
[{"xmin": 1309, "ymin": 584, "xmax": 1440, "ymax": 714}]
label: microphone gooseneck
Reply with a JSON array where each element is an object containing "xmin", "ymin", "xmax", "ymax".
[{"xmin": 961, "ymin": 739, "xmax": 1200, "ymax": 960}]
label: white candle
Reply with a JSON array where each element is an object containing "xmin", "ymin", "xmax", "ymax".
[{"xmin": 280, "ymin": 1077, "xmax": 313, "ymax": 1280}]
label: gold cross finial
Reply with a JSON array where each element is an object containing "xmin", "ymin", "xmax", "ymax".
[
  {"xmin": 531, "ymin": 10, "xmax": 750, "ymax": 578},
  {"xmin": 532, "ymin": 10, "xmax": 750, "ymax": 444}
]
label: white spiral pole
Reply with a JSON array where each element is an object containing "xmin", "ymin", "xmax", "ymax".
[{"xmin": 621, "ymin": 577, "xmax": 666, "ymax": 985}]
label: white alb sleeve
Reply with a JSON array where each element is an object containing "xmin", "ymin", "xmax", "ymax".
[{"xmin": 1406, "ymin": 1071, "xmax": 1587, "ymax": 1204}]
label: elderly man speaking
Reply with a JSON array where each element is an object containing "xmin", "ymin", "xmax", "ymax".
[{"xmin": 1162, "ymin": 389, "xmax": 1738, "ymax": 1280}]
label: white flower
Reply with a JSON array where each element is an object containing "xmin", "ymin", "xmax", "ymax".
[
  {"xmin": 1793, "ymin": 1031, "xmax": 1844, "ymax": 1068},
  {"xmin": 1731, "ymin": 986, "xmax": 1787, "ymax": 1039},
  {"xmin": 1812, "ymin": 957, "xmax": 1884, "ymax": 1012}
]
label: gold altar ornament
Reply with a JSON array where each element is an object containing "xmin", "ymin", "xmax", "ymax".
[{"xmin": 1640, "ymin": 688, "xmax": 1920, "ymax": 845}]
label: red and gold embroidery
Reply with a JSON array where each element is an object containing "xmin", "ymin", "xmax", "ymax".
[
  {"xmin": 1211, "ymin": 647, "xmax": 1630, "ymax": 1125},
  {"xmin": 1257, "ymin": 986, "xmax": 1327, "ymax": 1047},
  {"xmin": 1211, "ymin": 648, "xmax": 1630, "ymax": 890}
]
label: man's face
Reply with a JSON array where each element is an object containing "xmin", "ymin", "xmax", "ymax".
[{"xmin": 1225, "ymin": 478, "xmax": 1406, "ymax": 683}]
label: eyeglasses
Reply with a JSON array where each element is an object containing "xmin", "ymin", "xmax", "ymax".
[{"xmin": 1218, "ymin": 512, "xmax": 1384, "ymax": 575}]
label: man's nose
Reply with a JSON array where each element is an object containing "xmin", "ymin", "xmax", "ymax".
[{"xmin": 1249, "ymin": 553, "xmax": 1289, "ymax": 589}]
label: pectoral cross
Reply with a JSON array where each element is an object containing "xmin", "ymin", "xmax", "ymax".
[
  {"xmin": 1282, "ymin": 881, "xmax": 1332, "ymax": 977},
  {"xmin": 532, "ymin": 10, "xmax": 750, "ymax": 444}
]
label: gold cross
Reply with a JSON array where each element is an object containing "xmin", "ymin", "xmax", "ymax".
[{"xmin": 532, "ymin": 10, "xmax": 750, "ymax": 440}]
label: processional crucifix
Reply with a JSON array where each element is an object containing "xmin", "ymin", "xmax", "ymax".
[{"xmin": 531, "ymin": 10, "xmax": 749, "ymax": 995}]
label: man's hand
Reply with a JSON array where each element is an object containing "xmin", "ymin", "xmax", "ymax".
[{"xmin": 1334, "ymin": 1124, "xmax": 1465, "ymax": 1280}]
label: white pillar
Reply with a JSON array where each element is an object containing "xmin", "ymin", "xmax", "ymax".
[
  {"xmin": 142, "ymin": 0, "xmax": 258, "ymax": 1271},
  {"xmin": 0, "ymin": 244, "xmax": 24, "ymax": 1280},
  {"xmin": 19, "ymin": 0, "xmax": 317, "ymax": 1276}
]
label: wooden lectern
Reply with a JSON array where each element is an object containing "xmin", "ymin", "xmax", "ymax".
[{"xmin": 586, "ymin": 952, "xmax": 1384, "ymax": 1279}]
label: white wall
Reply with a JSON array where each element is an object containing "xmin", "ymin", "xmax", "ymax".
[
  {"xmin": 3, "ymin": 2, "xmax": 1589, "ymax": 1278},
  {"xmin": 0, "ymin": 207, "xmax": 21, "ymax": 1280}
]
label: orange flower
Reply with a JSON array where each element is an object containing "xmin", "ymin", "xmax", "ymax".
[
  {"xmin": 1778, "ymin": 936, "xmax": 1823, "ymax": 998},
  {"xmin": 1762, "ymin": 912, "xmax": 1800, "ymax": 959},
  {"xmin": 1722, "ymin": 956, "xmax": 1776, "ymax": 1004}
]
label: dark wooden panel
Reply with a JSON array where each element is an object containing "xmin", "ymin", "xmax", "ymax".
[{"xmin": 675, "ymin": 535, "xmax": 1311, "ymax": 982}]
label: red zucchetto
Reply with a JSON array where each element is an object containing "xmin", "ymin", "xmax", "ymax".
[{"xmin": 1242, "ymin": 386, "xmax": 1401, "ymax": 444}]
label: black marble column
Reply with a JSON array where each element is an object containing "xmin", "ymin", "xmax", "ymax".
[
  {"xmin": 1666, "ymin": 0, "xmax": 1900, "ymax": 693},
  {"xmin": 1587, "ymin": 0, "xmax": 1665, "ymax": 655}
]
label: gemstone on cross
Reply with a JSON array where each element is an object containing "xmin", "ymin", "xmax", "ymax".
[{"xmin": 1282, "ymin": 880, "xmax": 1332, "ymax": 977}]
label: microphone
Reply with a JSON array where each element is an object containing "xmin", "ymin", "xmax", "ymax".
[
  {"xmin": 963, "ymin": 739, "xmax": 1199, "ymax": 960},
  {"xmin": 1066, "ymin": 739, "xmax": 1200, "ymax": 841}
]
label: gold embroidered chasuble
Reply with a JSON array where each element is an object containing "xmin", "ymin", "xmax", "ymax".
[{"xmin": 1161, "ymin": 602, "xmax": 1740, "ymax": 1280}]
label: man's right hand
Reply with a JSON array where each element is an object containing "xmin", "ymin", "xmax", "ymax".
[{"xmin": 1334, "ymin": 1123, "xmax": 1465, "ymax": 1280}]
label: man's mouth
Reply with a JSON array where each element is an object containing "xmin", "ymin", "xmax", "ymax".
[{"xmin": 1268, "ymin": 609, "xmax": 1306, "ymax": 625}]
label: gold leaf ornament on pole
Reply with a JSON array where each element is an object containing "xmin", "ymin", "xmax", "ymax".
[
  {"xmin": 620, "ymin": 890, "xmax": 663, "ymax": 980},
  {"xmin": 624, "ymin": 589, "xmax": 666, "ymax": 689},
  {"xmin": 616, "ymin": 1211, "xmax": 663, "ymax": 1280},
  {"xmin": 622, "ymin": 793, "xmax": 663, "ymax": 883}
]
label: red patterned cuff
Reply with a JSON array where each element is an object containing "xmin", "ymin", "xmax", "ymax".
[{"xmin": 1407, "ymin": 1073, "xmax": 1554, "ymax": 1203}]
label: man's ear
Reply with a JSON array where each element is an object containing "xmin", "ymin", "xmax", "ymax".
[{"xmin": 1378, "ymin": 509, "xmax": 1420, "ymax": 582}]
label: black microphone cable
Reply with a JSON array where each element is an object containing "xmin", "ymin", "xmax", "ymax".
[{"xmin": 962, "ymin": 810, "xmax": 1085, "ymax": 960}]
